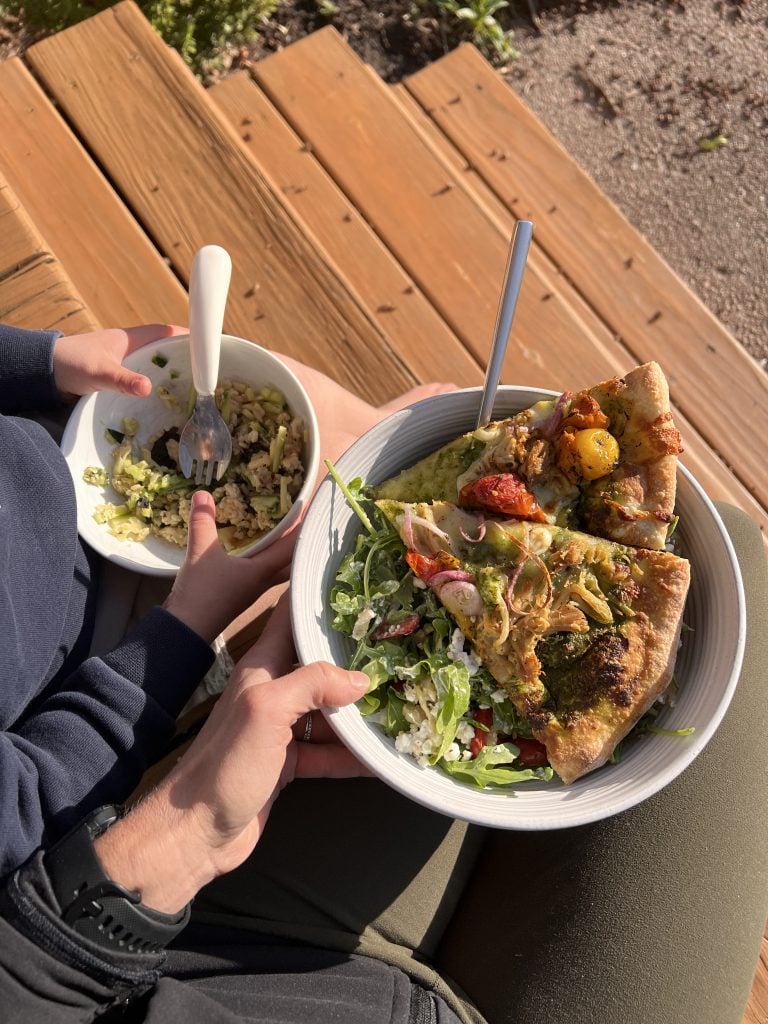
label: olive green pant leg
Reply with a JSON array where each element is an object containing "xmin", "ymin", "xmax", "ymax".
[
  {"xmin": 433, "ymin": 504, "xmax": 768, "ymax": 1024},
  {"xmin": 192, "ymin": 778, "xmax": 489, "ymax": 1023}
]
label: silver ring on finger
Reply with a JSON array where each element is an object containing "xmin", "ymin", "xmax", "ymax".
[{"xmin": 302, "ymin": 712, "xmax": 313, "ymax": 743}]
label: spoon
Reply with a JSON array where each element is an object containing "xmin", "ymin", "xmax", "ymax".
[{"xmin": 476, "ymin": 221, "xmax": 534, "ymax": 428}]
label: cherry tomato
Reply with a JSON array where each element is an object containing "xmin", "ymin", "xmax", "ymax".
[
  {"xmin": 509, "ymin": 736, "xmax": 549, "ymax": 768},
  {"xmin": 469, "ymin": 707, "xmax": 494, "ymax": 758},
  {"xmin": 459, "ymin": 474, "xmax": 545, "ymax": 522},
  {"xmin": 405, "ymin": 550, "xmax": 443, "ymax": 580}
]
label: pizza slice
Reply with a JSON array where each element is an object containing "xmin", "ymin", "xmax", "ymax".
[
  {"xmin": 376, "ymin": 499, "xmax": 691, "ymax": 784},
  {"xmin": 374, "ymin": 362, "xmax": 682, "ymax": 551}
]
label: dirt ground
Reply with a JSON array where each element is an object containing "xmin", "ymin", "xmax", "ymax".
[{"xmin": 2, "ymin": 0, "xmax": 765, "ymax": 364}]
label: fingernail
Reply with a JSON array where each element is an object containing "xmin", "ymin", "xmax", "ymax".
[
  {"xmin": 132, "ymin": 375, "xmax": 151, "ymax": 396},
  {"xmin": 352, "ymin": 672, "xmax": 370, "ymax": 693}
]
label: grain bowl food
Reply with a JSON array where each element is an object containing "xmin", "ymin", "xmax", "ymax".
[{"xmin": 85, "ymin": 377, "xmax": 307, "ymax": 552}]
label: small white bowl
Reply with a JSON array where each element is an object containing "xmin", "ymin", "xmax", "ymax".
[
  {"xmin": 62, "ymin": 334, "xmax": 319, "ymax": 577},
  {"xmin": 291, "ymin": 386, "xmax": 745, "ymax": 830}
]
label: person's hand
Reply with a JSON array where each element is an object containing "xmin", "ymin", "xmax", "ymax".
[
  {"xmin": 52, "ymin": 324, "xmax": 187, "ymax": 400},
  {"xmin": 95, "ymin": 597, "xmax": 371, "ymax": 913},
  {"xmin": 275, "ymin": 354, "xmax": 457, "ymax": 473},
  {"xmin": 163, "ymin": 490, "xmax": 295, "ymax": 644}
]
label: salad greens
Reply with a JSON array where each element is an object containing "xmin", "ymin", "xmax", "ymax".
[{"xmin": 327, "ymin": 461, "xmax": 553, "ymax": 790}]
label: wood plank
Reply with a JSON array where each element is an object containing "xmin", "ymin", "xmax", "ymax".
[
  {"xmin": 404, "ymin": 45, "xmax": 768, "ymax": 510},
  {"xmin": 0, "ymin": 177, "xmax": 98, "ymax": 334},
  {"xmin": 743, "ymin": 934, "xmax": 768, "ymax": 1024},
  {"xmin": 253, "ymin": 28, "xmax": 644, "ymax": 395},
  {"xmin": 208, "ymin": 72, "xmax": 482, "ymax": 388},
  {"xmin": 388, "ymin": 82, "xmax": 768, "ymax": 537},
  {"xmin": 0, "ymin": 57, "xmax": 188, "ymax": 329},
  {"xmin": 26, "ymin": 2, "xmax": 414, "ymax": 406}
]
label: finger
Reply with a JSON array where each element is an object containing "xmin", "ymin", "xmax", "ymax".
[
  {"xmin": 122, "ymin": 323, "xmax": 189, "ymax": 354},
  {"xmin": 291, "ymin": 710, "xmax": 336, "ymax": 744},
  {"xmin": 243, "ymin": 526, "xmax": 297, "ymax": 577},
  {"xmin": 185, "ymin": 490, "xmax": 219, "ymax": 559},
  {"xmin": 264, "ymin": 661, "xmax": 369, "ymax": 721},
  {"xmin": 235, "ymin": 593, "xmax": 295, "ymax": 681},
  {"xmin": 379, "ymin": 382, "xmax": 458, "ymax": 413},
  {"xmin": 294, "ymin": 742, "xmax": 375, "ymax": 779},
  {"xmin": 110, "ymin": 367, "xmax": 153, "ymax": 398}
]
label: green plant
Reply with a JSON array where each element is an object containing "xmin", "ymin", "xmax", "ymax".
[
  {"xmin": 433, "ymin": 0, "xmax": 518, "ymax": 62},
  {"xmin": 0, "ymin": 0, "xmax": 278, "ymax": 74}
]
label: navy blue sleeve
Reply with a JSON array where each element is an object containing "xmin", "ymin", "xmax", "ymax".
[
  {"xmin": 0, "ymin": 322, "xmax": 63, "ymax": 413},
  {"xmin": 0, "ymin": 609, "xmax": 215, "ymax": 877}
]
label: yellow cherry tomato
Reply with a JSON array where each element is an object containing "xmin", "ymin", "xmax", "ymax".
[{"xmin": 572, "ymin": 428, "xmax": 620, "ymax": 481}]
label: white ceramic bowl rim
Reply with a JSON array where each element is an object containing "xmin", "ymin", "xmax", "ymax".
[{"xmin": 291, "ymin": 385, "xmax": 746, "ymax": 830}]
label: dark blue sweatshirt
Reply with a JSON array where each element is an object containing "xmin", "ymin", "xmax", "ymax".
[{"xmin": 0, "ymin": 324, "xmax": 214, "ymax": 874}]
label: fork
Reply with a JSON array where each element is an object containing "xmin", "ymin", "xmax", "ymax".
[{"xmin": 178, "ymin": 245, "xmax": 234, "ymax": 487}]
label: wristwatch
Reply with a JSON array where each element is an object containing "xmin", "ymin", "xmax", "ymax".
[{"xmin": 44, "ymin": 805, "xmax": 190, "ymax": 954}]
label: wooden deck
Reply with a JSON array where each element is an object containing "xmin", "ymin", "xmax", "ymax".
[{"xmin": 0, "ymin": 3, "xmax": 764, "ymax": 1019}]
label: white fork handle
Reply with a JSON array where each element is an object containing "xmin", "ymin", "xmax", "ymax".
[{"xmin": 188, "ymin": 245, "xmax": 232, "ymax": 396}]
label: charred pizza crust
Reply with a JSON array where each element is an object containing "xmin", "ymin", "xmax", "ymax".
[{"xmin": 378, "ymin": 500, "xmax": 690, "ymax": 784}]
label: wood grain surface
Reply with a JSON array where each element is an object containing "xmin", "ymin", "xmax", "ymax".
[
  {"xmin": 26, "ymin": 2, "xmax": 415, "ymax": 406},
  {"xmin": 209, "ymin": 72, "xmax": 482, "ymax": 389},
  {"xmin": 254, "ymin": 28, "xmax": 641, "ymax": 393},
  {"xmin": 0, "ymin": 177, "xmax": 98, "ymax": 334},
  {"xmin": 0, "ymin": 57, "xmax": 188, "ymax": 329}
]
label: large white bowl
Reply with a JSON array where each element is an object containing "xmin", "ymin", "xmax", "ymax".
[
  {"xmin": 62, "ymin": 334, "xmax": 319, "ymax": 577},
  {"xmin": 291, "ymin": 386, "xmax": 746, "ymax": 829}
]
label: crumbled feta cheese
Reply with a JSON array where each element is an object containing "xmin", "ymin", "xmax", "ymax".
[
  {"xmin": 442, "ymin": 743, "xmax": 461, "ymax": 762},
  {"xmin": 395, "ymin": 732, "xmax": 414, "ymax": 754},
  {"xmin": 446, "ymin": 628, "xmax": 482, "ymax": 676},
  {"xmin": 461, "ymin": 749, "xmax": 474, "ymax": 761},
  {"xmin": 456, "ymin": 721, "xmax": 476, "ymax": 745},
  {"xmin": 352, "ymin": 606, "xmax": 376, "ymax": 641},
  {"xmin": 490, "ymin": 689, "xmax": 507, "ymax": 703}
]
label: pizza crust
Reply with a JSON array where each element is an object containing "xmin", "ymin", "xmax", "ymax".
[
  {"xmin": 539, "ymin": 549, "xmax": 690, "ymax": 783},
  {"xmin": 584, "ymin": 362, "xmax": 681, "ymax": 550}
]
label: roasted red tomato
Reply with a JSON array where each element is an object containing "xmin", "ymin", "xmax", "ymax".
[
  {"xmin": 459, "ymin": 473, "xmax": 545, "ymax": 522},
  {"xmin": 509, "ymin": 736, "xmax": 549, "ymax": 768},
  {"xmin": 469, "ymin": 707, "xmax": 494, "ymax": 759},
  {"xmin": 405, "ymin": 551, "xmax": 442, "ymax": 581},
  {"xmin": 371, "ymin": 614, "xmax": 421, "ymax": 642}
]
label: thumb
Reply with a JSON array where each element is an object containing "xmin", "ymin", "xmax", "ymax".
[
  {"xmin": 111, "ymin": 367, "xmax": 153, "ymax": 397},
  {"xmin": 186, "ymin": 490, "xmax": 220, "ymax": 559},
  {"xmin": 263, "ymin": 662, "xmax": 369, "ymax": 724}
]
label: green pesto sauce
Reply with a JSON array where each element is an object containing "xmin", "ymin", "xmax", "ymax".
[
  {"xmin": 537, "ymin": 625, "xmax": 622, "ymax": 713},
  {"xmin": 374, "ymin": 438, "xmax": 484, "ymax": 502}
]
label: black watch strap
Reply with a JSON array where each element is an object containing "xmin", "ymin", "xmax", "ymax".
[{"xmin": 44, "ymin": 805, "xmax": 190, "ymax": 954}]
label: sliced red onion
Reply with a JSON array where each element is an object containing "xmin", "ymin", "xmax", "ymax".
[
  {"xmin": 541, "ymin": 390, "xmax": 572, "ymax": 439},
  {"xmin": 428, "ymin": 569, "xmax": 474, "ymax": 587},
  {"xmin": 460, "ymin": 514, "xmax": 487, "ymax": 544},
  {"xmin": 401, "ymin": 503, "xmax": 415, "ymax": 550},
  {"xmin": 505, "ymin": 559, "xmax": 527, "ymax": 615}
]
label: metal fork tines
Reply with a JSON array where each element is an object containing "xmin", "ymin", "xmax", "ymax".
[{"xmin": 178, "ymin": 393, "xmax": 233, "ymax": 487}]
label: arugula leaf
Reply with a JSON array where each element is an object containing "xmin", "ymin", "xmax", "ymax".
[{"xmin": 441, "ymin": 744, "xmax": 554, "ymax": 789}]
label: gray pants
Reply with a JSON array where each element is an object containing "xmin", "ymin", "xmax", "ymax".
[{"xmin": 191, "ymin": 505, "xmax": 768, "ymax": 1024}]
